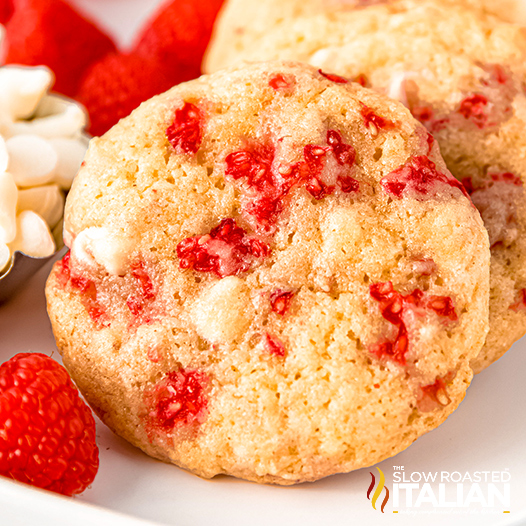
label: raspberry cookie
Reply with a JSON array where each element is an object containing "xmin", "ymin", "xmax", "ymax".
[
  {"xmin": 206, "ymin": 0, "xmax": 526, "ymax": 373},
  {"xmin": 46, "ymin": 61, "xmax": 489, "ymax": 484}
]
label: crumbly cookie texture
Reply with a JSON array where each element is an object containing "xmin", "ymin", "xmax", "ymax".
[
  {"xmin": 463, "ymin": 0, "xmax": 526, "ymax": 24},
  {"xmin": 204, "ymin": 0, "xmax": 526, "ymax": 73},
  {"xmin": 206, "ymin": 0, "xmax": 526, "ymax": 373},
  {"xmin": 46, "ymin": 61, "xmax": 489, "ymax": 484}
]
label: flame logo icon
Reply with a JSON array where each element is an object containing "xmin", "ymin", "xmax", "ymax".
[{"xmin": 367, "ymin": 467, "xmax": 390, "ymax": 513}]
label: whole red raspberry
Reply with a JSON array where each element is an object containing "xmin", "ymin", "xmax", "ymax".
[
  {"xmin": 133, "ymin": 0, "xmax": 224, "ymax": 83},
  {"xmin": 76, "ymin": 52, "xmax": 183, "ymax": 136},
  {"xmin": 4, "ymin": 0, "xmax": 116, "ymax": 97},
  {"xmin": 0, "ymin": 353, "xmax": 99, "ymax": 496}
]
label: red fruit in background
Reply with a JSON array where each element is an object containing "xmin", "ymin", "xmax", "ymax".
[
  {"xmin": 0, "ymin": 353, "xmax": 99, "ymax": 496},
  {"xmin": 76, "ymin": 52, "xmax": 184, "ymax": 136},
  {"xmin": 4, "ymin": 0, "xmax": 116, "ymax": 96},
  {"xmin": 0, "ymin": 0, "xmax": 13, "ymax": 24},
  {"xmin": 133, "ymin": 0, "xmax": 224, "ymax": 82}
]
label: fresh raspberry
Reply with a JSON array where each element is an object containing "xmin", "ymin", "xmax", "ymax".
[
  {"xmin": 76, "ymin": 52, "xmax": 181, "ymax": 137},
  {"xmin": 0, "ymin": 353, "xmax": 99, "ymax": 496},
  {"xmin": 0, "ymin": 0, "xmax": 13, "ymax": 24},
  {"xmin": 4, "ymin": 0, "xmax": 116, "ymax": 97},
  {"xmin": 133, "ymin": 0, "xmax": 224, "ymax": 83}
]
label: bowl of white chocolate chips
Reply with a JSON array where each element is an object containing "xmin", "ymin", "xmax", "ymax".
[{"xmin": 0, "ymin": 65, "xmax": 89, "ymax": 302}]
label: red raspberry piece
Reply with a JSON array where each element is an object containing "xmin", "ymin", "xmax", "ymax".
[
  {"xmin": 270, "ymin": 290, "xmax": 295, "ymax": 315},
  {"xmin": 426, "ymin": 295, "xmax": 458, "ymax": 321},
  {"xmin": 458, "ymin": 94, "xmax": 489, "ymax": 129},
  {"xmin": 269, "ymin": 73, "xmax": 295, "ymax": 91},
  {"xmin": 126, "ymin": 260, "xmax": 156, "ymax": 322},
  {"xmin": 56, "ymin": 252, "xmax": 109, "ymax": 326},
  {"xmin": 411, "ymin": 105, "xmax": 434, "ymax": 122},
  {"xmin": 225, "ymin": 145, "xmax": 274, "ymax": 190},
  {"xmin": 381, "ymin": 155, "xmax": 469, "ymax": 200},
  {"xmin": 133, "ymin": 0, "xmax": 224, "ymax": 83},
  {"xmin": 0, "ymin": 353, "xmax": 99, "ymax": 496},
  {"xmin": 144, "ymin": 368, "xmax": 208, "ymax": 434},
  {"xmin": 352, "ymin": 73, "xmax": 369, "ymax": 87},
  {"xmin": 225, "ymin": 143, "xmax": 283, "ymax": 230},
  {"xmin": 4, "ymin": 0, "xmax": 116, "ymax": 97},
  {"xmin": 244, "ymin": 195, "xmax": 284, "ymax": 230},
  {"xmin": 326, "ymin": 130, "xmax": 360, "ymax": 193},
  {"xmin": 76, "ymin": 52, "xmax": 180, "ymax": 137},
  {"xmin": 337, "ymin": 175, "xmax": 360, "ymax": 193},
  {"xmin": 327, "ymin": 130, "xmax": 356, "ymax": 167},
  {"xmin": 460, "ymin": 176, "xmax": 474, "ymax": 195},
  {"xmin": 490, "ymin": 172, "xmax": 523, "ymax": 186},
  {"xmin": 428, "ymin": 117, "xmax": 450, "ymax": 133},
  {"xmin": 264, "ymin": 333, "xmax": 286, "ymax": 357},
  {"xmin": 225, "ymin": 130, "xmax": 359, "ymax": 230},
  {"xmin": 304, "ymin": 144, "xmax": 334, "ymax": 199},
  {"xmin": 318, "ymin": 69, "xmax": 349, "ymax": 84},
  {"xmin": 369, "ymin": 281, "xmax": 457, "ymax": 365},
  {"xmin": 359, "ymin": 102, "xmax": 395, "ymax": 134},
  {"xmin": 177, "ymin": 218, "xmax": 270, "ymax": 277},
  {"xmin": 425, "ymin": 132, "xmax": 435, "ymax": 153},
  {"xmin": 167, "ymin": 101, "xmax": 203, "ymax": 155},
  {"xmin": 417, "ymin": 372, "xmax": 456, "ymax": 412},
  {"xmin": 0, "ymin": 0, "xmax": 13, "ymax": 24},
  {"xmin": 510, "ymin": 288, "xmax": 526, "ymax": 312},
  {"xmin": 305, "ymin": 175, "xmax": 334, "ymax": 200},
  {"xmin": 484, "ymin": 64, "xmax": 508, "ymax": 85}
]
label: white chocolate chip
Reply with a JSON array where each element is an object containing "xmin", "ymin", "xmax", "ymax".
[
  {"xmin": 8, "ymin": 95, "xmax": 88, "ymax": 139},
  {"xmin": 0, "ymin": 171, "xmax": 18, "ymax": 244},
  {"xmin": 8, "ymin": 210, "xmax": 56, "ymax": 258},
  {"xmin": 191, "ymin": 277, "xmax": 254, "ymax": 343},
  {"xmin": 309, "ymin": 47, "xmax": 338, "ymax": 68},
  {"xmin": 6, "ymin": 134, "xmax": 58, "ymax": 187},
  {"xmin": 0, "ymin": 66, "xmax": 53, "ymax": 121},
  {"xmin": 0, "ymin": 242, "xmax": 10, "ymax": 272},
  {"xmin": 0, "ymin": 65, "xmax": 90, "ymax": 273},
  {"xmin": 71, "ymin": 227, "xmax": 133, "ymax": 275},
  {"xmin": 49, "ymin": 137, "xmax": 88, "ymax": 190},
  {"xmin": 17, "ymin": 184, "xmax": 64, "ymax": 229}
]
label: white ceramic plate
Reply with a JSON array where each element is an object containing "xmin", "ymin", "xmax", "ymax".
[{"xmin": 1, "ymin": 1, "xmax": 526, "ymax": 525}]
